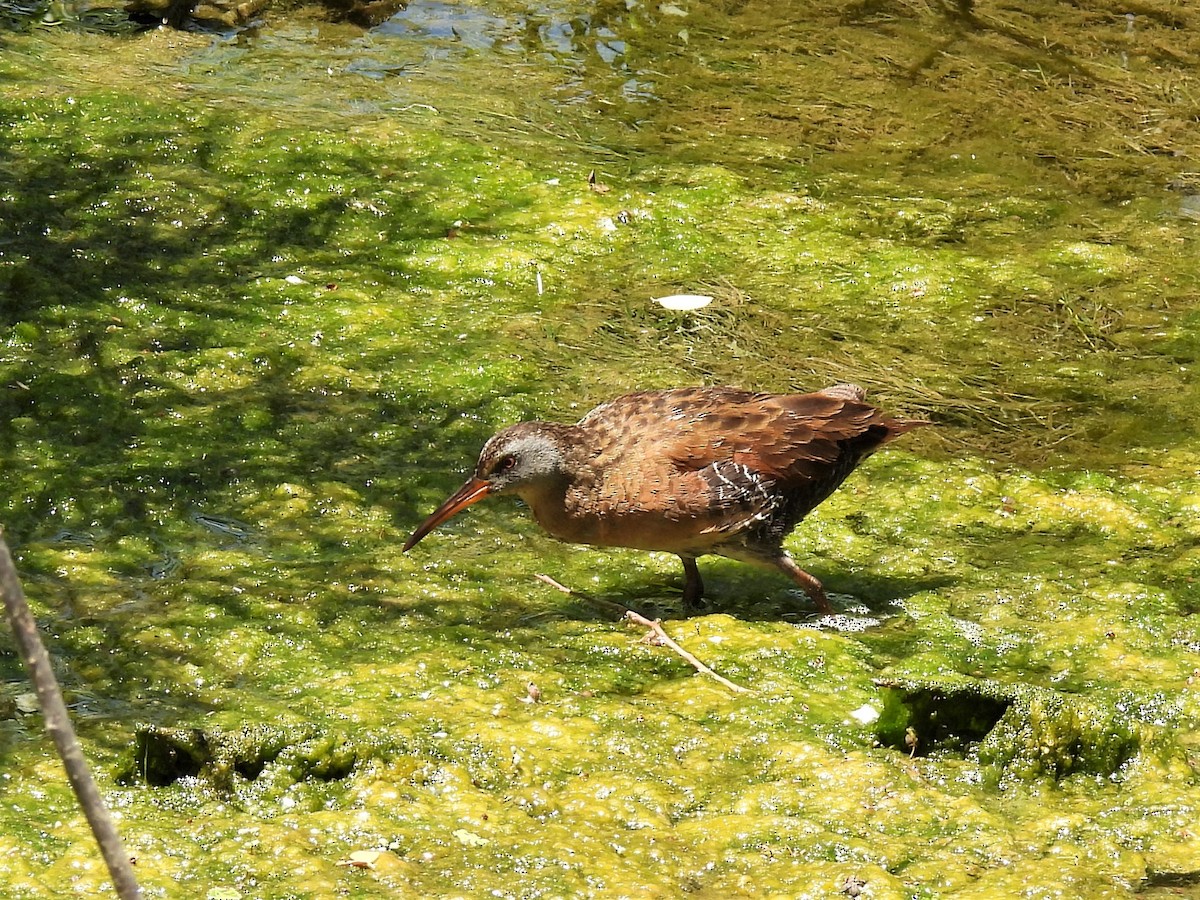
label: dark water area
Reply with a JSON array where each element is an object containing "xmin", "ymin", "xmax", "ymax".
[{"xmin": 2, "ymin": 2, "xmax": 1199, "ymax": 897}]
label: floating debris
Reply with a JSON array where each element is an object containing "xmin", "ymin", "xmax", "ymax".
[
  {"xmin": 337, "ymin": 850, "xmax": 381, "ymax": 869},
  {"xmin": 587, "ymin": 169, "xmax": 610, "ymax": 194},
  {"xmin": 190, "ymin": 512, "xmax": 253, "ymax": 541},
  {"xmin": 453, "ymin": 829, "xmax": 490, "ymax": 847},
  {"xmin": 653, "ymin": 293, "xmax": 712, "ymax": 311},
  {"xmin": 848, "ymin": 703, "xmax": 880, "ymax": 726}
]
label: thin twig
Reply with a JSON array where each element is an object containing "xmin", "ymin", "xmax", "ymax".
[
  {"xmin": 534, "ymin": 574, "xmax": 752, "ymax": 694},
  {"xmin": 534, "ymin": 573, "xmax": 627, "ymax": 616},
  {"xmin": 0, "ymin": 530, "xmax": 141, "ymax": 899},
  {"xmin": 622, "ymin": 609, "xmax": 752, "ymax": 694}
]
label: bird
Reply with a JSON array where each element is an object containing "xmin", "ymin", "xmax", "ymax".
[{"xmin": 403, "ymin": 384, "xmax": 926, "ymax": 614}]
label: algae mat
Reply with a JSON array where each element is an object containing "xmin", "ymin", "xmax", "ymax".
[{"xmin": 2, "ymin": 1, "xmax": 1199, "ymax": 897}]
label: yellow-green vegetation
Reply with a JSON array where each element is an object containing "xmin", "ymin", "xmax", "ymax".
[{"xmin": 2, "ymin": 1, "xmax": 1199, "ymax": 897}]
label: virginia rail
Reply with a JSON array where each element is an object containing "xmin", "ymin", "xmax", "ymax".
[{"xmin": 404, "ymin": 384, "xmax": 925, "ymax": 613}]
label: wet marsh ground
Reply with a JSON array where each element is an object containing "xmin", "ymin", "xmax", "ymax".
[{"xmin": 2, "ymin": 1, "xmax": 1200, "ymax": 897}]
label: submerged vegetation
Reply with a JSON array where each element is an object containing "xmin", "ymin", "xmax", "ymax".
[{"xmin": 2, "ymin": 1, "xmax": 1199, "ymax": 896}]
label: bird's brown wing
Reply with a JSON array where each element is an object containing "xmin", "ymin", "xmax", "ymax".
[
  {"xmin": 658, "ymin": 389, "xmax": 895, "ymax": 480},
  {"xmin": 568, "ymin": 389, "xmax": 765, "ymax": 547},
  {"xmin": 573, "ymin": 387, "xmax": 920, "ymax": 550}
]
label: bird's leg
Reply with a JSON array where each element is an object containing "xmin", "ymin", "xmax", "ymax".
[
  {"xmin": 775, "ymin": 554, "xmax": 833, "ymax": 615},
  {"xmin": 679, "ymin": 555, "xmax": 705, "ymax": 610}
]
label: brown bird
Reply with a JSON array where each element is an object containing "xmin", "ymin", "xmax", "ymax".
[{"xmin": 404, "ymin": 384, "xmax": 926, "ymax": 613}]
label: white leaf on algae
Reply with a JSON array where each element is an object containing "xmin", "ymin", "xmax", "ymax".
[
  {"xmin": 453, "ymin": 829, "xmax": 490, "ymax": 847},
  {"xmin": 337, "ymin": 850, "xmax": 382, "ymax": 869},
  {"xmin": 848, "ymin": 704, "xmax": 880, "ymax": 726},
  {"xmin": 653, "ymin": 294, "xmax": 712, "ymax": 311}
]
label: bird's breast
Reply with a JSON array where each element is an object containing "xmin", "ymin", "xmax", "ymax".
[{"xmin": 523, "ymin": 473, "xmax": 759, "ymax": 556}]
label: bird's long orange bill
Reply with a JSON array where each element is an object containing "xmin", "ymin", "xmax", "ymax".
[{"xmin": 403, "ymin": 477, "xmax": 491, "ymax": 551}]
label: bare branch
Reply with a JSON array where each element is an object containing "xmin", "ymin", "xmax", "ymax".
[{"xmin": 0, "ymin": 530, "xmax": 141, "ymax": 899}]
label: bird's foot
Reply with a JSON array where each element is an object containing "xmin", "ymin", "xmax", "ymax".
[{"xmin": 776, "ymin": 555, "xmax": 834, "ymax": 615}]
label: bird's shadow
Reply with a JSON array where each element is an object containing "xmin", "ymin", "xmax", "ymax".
[{"xmin": 556, "ymin": 562, "xmax": 953, "ymax": 628}]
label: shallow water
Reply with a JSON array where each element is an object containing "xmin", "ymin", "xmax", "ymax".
[{"xmin": 2, "ymin": 2, "xmax": 1200, "ymax": 897}]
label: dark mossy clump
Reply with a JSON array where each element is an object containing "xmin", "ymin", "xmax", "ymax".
[
  {"xmin": 874, "ymin": 677, "xmax": 1013, "ymax": 755},
  {"xmin": 129, "ymin": 725, "xmax": 210, "ymax": 786},
  {"xmin": 125, "ymin": 723, "xmax": 377, "ymax": 791},
  {"xmin": 876, "ymin": 677, "xmax": 1142, "ymax": 780}
]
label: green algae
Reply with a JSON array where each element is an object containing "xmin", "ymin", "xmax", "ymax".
[{"xmin": 3, "ymin": 1, "xmax": 1200, "ymax": 898}]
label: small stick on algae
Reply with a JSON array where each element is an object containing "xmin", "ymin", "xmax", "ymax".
[{"xmin": 534, "ymin": 574, "xmax": 752, "ymax": 694}]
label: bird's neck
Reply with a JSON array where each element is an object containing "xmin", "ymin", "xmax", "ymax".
[
  {"xmin": 514, "ymin": 477, "xmax": 579, "ymax": 542},
  {"xmin": 513, "ymin": 423, "xmax": 595, "ymax": 542}
]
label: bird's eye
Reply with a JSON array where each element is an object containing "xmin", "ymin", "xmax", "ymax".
[{"xmin": 494, "ymin": 454, "xmax": 517, "ymax": 474}]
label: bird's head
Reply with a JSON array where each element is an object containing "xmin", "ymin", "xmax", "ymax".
[{"xmin": 402, "ymin": 423, "xmax": 570, "ymax": 552}]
